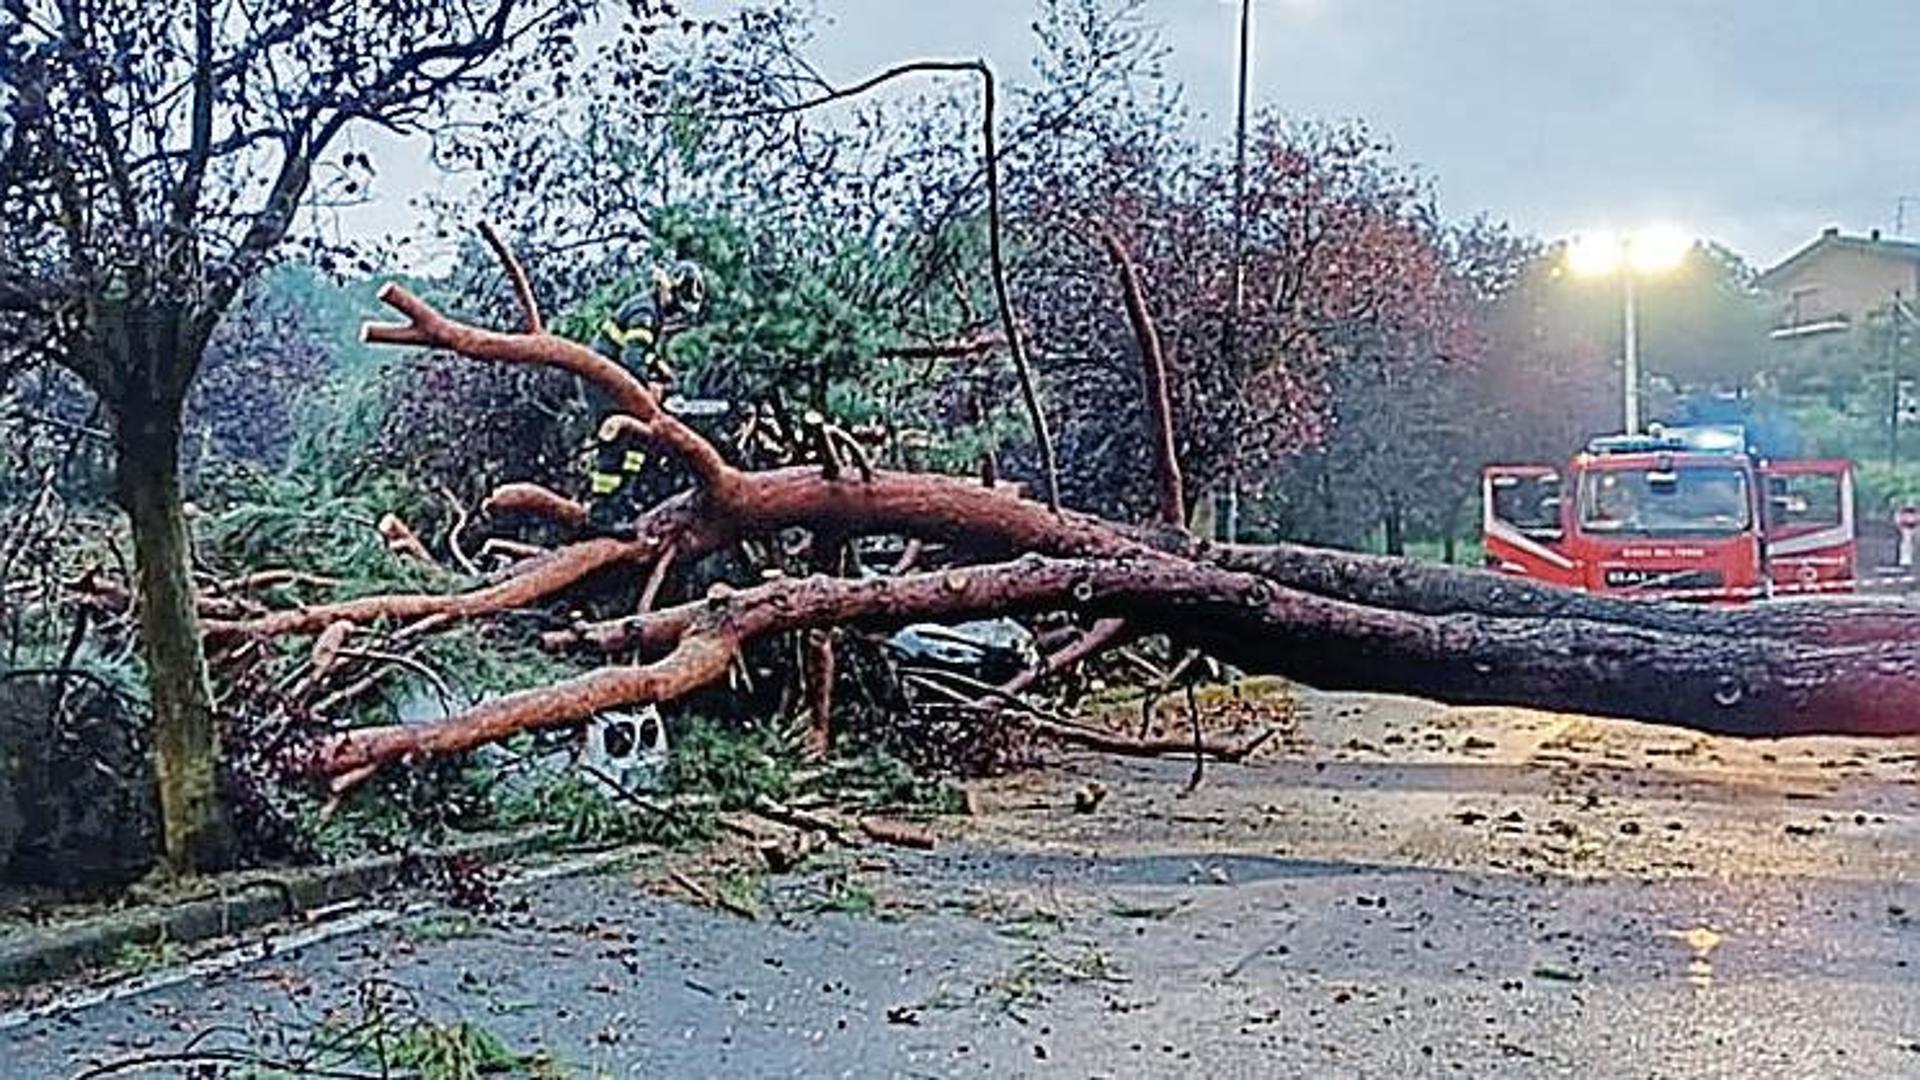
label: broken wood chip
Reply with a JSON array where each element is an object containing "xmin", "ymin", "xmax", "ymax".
[
  {"xmin": 1074, "ymin": 780, "xmax": 1109, "ymax": 815},
  {"xmin": 859, "ymin": 817, "xmax": 937, "ymax": 850}
]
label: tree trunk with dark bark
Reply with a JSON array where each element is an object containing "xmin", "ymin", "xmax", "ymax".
[{"xmin": 115, "ymin": 399, "xmax": 233, "ymax": 874}]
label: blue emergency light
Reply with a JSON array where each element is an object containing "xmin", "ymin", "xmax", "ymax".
[{"xmin": 1586, "ymin": 424, "xmax": 1750, "ymax": 457}]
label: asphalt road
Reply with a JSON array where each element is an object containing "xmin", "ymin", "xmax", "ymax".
[
  {"xmin": 5, "ymin": 840, "xmax": 1918, "ymax": 1078},
  {"xmin": 6, "ymin": 690, "xmax": 1920, "ymax": 1078}
]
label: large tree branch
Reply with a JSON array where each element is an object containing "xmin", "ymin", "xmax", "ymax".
[
  {"xmin": 1099, "ymin": 228, "xmax": 1185, "ymax": 529},
  {"xmin": 361, "ymin": 281, "xmax": 734, "ymax": 492},
  {"xmin": 165, "ymin": 0, "xmax": 216, "ymax": 238},
  {"xmin": 302, "ymin": 552, "xmax": 1920, "ymax": 780},
  {"xmin": 206, "ymin": 534, "xmax": 676, "ymax": 641},
  {"xmin": 55, "ymin": 0, "xmax": 139, "ymax": 226}
]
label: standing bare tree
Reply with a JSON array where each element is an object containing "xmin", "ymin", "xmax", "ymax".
[{"xmin": 0, "ymin": 0, "xmax": 629, "ymax": 873}]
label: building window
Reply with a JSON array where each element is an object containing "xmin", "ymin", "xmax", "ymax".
[{"xmin": 1789, "ymin": 284, "xmax": 1822, "ymax": 326}]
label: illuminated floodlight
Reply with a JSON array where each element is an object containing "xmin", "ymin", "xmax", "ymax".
[
  {"xmin": 1626, "ymin": 226, "xmax": 1691, "ymax": 274},
  {"xmin": 1566, "ymin": 231, "xmax": 1623, "ymax": 277},
  {"xmin": 1567, "ymin": 227, "xmax": 1692, "ymax": 278}
]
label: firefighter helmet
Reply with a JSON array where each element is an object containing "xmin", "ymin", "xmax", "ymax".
[{"xmin": 653, "ymin": 260, "xmax": 707, "ymax": 327}]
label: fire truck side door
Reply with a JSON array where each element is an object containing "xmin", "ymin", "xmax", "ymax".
[
  {"xmin": 1482, "ymin": 466, "xmax": 1579, "ymax": 585},
  {"xmin": 1760, "ymin": 460, "xmax": 1856, "ymax": 594}
]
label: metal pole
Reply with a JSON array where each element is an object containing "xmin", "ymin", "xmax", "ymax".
[
  {"xmin": 1891, "ymin": 290, "xmax": 1903, "ymax": 468},
  {"xmin": 1230, "ymin": 0, "xmax": 1251, "ymax": 339},
  {"xmin": 1225, "ymin": 0, "xmax": 1252, "ymax": 543},
  {"xmin": 1623, "ymin": 272, "xmax": 1640, "ymax": 434}
]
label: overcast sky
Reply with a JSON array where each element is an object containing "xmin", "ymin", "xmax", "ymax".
[{"xmin": 350, "ymin": 0, "xmax": 1920, "ymax": 271}]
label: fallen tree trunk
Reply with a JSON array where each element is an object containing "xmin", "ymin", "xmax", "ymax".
[
  {"xmin": 1212, "ymin": 542, "xmax": 1920, "ymax": 645},
  {"xmin": 304, "ymin": 553, "xmax": 1920, "ymax": 780},
  {"xmin": 254, "ymin": 234, "xmax": 1920, "ymax": 789}
]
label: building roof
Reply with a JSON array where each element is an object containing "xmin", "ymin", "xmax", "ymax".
[{"xmin": 1757, "ymin": 227, "xmax": 1920, "ymax": 290}]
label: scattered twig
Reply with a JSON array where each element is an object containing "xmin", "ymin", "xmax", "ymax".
[
  {"xmin": 1001, "ymin": 616, "xmax": 1130, "ymax": 695},
  {"xmin": 668, "ymin": 870, "xmax": 756, "ymax": 919},
  {"xmin": 74, "ymin": 1050, "xmax": 385, "ymax": 1080},
  {"xmin": 312, "ymin": 669, "xmax": 398, "ymax": 720},
  {"xmin": 440, "ymin": 485, "xmax": 482, "ymax": 577},
  {"xmin": 336, "ymin": 647, "xmax": 460, "ymax": 719},
  {"xmin": 1184, "ymin": 680, "xmax": 1205, "ymax": 793},
  {"xmin": 477, "ymin": 537, "xmax": 550, "ymax": 569},
  {"xmin": 903, "ymin": 670, "xmax": 1263, "ymax": 762},
  {"xmin": 890, "ymin": 538, "xmax": 924, "ymax": 575},
  {"xmin": 375, "ymin": 513, "xmax": 435, "ymax": 567},
  {"xmin": 750, "ymin": 795, "xmax": 854, "ymax": 844},
  {"xmin": 637, "ymin": 542, "xmax": 677, "ymax": 615}
]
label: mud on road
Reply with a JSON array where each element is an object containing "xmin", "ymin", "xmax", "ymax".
[{"xmin": 6, "ymin": 687, "xmax": 1920, "ymax": 1078}]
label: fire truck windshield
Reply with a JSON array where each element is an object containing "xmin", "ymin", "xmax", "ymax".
[{"xmin": 1578, "ymin": 466, "xmax": 1750, "ymax": 537}]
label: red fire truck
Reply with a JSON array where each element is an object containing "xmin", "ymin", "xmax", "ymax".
[{"xmin": 1482, "ymin": 425, "xmax": 1856, "ymax": 601}]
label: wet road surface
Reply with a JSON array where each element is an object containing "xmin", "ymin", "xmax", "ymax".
[
  {"xmin": 7, "ymin": 690, "xmax": 1920, "ymax": 1078},
  {"xmin": 5, "ymin": 840, "xmax": 1919, "ymax": 1078}
]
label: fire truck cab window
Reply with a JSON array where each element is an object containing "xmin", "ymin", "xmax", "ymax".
[
  {"xmin": 1764, "ymin": 473, "xmax": 1842, "ymax": 529},
  {"xmin": 1489, "ymin": 472, "xmax": 1562, "ymax": 537},
  {"xmin": 1579, "ymin": 467, "xmax": 1750, "ymax": 536}
]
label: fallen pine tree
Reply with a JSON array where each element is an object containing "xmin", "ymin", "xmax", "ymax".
[{"xmin": 200, "ymin": 232, "xmax": 1920, "ymax": 788}]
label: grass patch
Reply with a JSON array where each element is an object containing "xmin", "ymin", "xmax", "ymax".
[
  {"xmin": 111, "ymin": 934, "xmax": 181, "ymax": 975},
  {"xmin": 712, "ymin": 869, "xmax": 763, "ymax": 920},
  {"xmin": 406, "ymin": 913, "xmax": 490, "ymax": 943}
]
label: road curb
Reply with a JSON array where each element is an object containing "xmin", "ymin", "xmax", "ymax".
[{"xmin": 0, "ymin": 826, "xmax": 559, "ymax": 988}]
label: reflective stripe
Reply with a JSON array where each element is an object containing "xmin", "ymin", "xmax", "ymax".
[
  {"xmin": 589, "ymin": 472, "xmax": 622, "ymax": 495},
  {"xmin": 622, "ymin": 450, "xmax": 648, "ymax": 473},
  {"xmin": 599, "ymin": 319, "xmax": 655, "ymax": 350}
]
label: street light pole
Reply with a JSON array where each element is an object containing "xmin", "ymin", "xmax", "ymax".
[
  {"xmin": 1570, "ymin": 229, "xmax": 1685, "ymax": 435},
  {"xmin": 1623, "ymin": 272, "xmax": 1640, "ymax": 434}
]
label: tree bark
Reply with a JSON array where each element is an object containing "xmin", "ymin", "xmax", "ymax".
[
  {"xmin": 309, "ymin": 552, "xmax": 1920, "ymax": 780},
  {"xmin": 1209, "ymin": 542, "xmax": 1920, "ymax": 645},
  {"xmin": 116, "ymin": 409, "xmax": 233, "ymax": 874}
]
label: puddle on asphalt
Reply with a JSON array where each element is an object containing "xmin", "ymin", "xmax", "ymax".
[{"xmin": 1666, "ymin": 925, "xmax": 1724, "ymax": 988}]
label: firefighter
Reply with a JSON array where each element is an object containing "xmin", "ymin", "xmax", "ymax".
[{"xmin": 583, "ymin": 261, "xmax": 708, "ymax": 534}]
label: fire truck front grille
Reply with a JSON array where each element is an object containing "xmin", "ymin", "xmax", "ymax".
[{"xmin": 1603, "ymin": 567, "xmax": 1726, "ymax": 592}]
